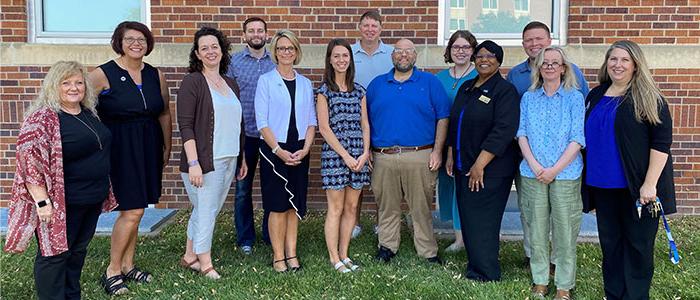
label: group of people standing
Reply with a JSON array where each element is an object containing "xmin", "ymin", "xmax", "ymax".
[{"xmin": 4, "ymin": 10, "xmax": 676, "ymax": 300}]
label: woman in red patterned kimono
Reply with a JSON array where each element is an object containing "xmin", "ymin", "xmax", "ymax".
[{"xmin": 4, "ymin": 61, "xmax": 117, "ymax": 300}]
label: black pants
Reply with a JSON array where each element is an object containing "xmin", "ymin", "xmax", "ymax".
[
  {"xmin": 34, "ymin": 202, "xmax": 102, "ymax": 300},
  {"xmin": 590, "ymin": 186, "xmax": 659, "ymax": 300},
  {"xmin": 456, "ymin": 175, "xmax": 512, "ymax": 282}
]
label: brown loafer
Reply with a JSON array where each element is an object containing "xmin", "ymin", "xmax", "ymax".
[
  {"xmin": 531, "ymin": 284, "xmax": 548, "ymax": 298},
  {"xmin": 554, "ymin": 289, "xmax": 571, "ymax": 300}
]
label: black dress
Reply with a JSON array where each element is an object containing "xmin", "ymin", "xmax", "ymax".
[
  {"xmin": 259, "ymin": 78, "xmax": 309, "ymax": 219},
  {"xmin": 97, "ymin": 60, "xmax": 164, "ymax": 211}
]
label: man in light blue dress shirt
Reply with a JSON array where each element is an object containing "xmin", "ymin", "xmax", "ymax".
[{"xmin": 349, "ymin": 10, "xmax": 394, "ymax": 239}]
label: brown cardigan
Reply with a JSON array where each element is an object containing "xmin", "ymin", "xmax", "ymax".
[{"xmin": 177, "ymin": 71, "xmax": 243, "ymax": 173}]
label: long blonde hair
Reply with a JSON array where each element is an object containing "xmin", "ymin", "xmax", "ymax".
[
  {"xmin": 597, "ymin": 40, "xmax": 666, "ymax": 124},
  {"xmin": 529, "ymin": 46, "xmax": 579, "ymax": 92},
  {"xmin": 25, "ymin": 61, "xmax": 98, "ymax": 118}
]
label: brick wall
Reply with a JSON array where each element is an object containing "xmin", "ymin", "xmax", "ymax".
[
  {"xmin": 568, "ymin": 0, "xmax": 700, "ymax": 44},
  {"xmin": 1, "ymin": 1, "xmax": 699, "ymax": 214}
]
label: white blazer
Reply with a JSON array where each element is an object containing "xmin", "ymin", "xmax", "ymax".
[{"xmin": 254, "ymin": 69, "xmax": 317, "ymax": 143}]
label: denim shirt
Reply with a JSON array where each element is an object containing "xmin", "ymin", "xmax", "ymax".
[{"xmin": 516, "ymin": 86, "xmax": 585, "ymax": 180}]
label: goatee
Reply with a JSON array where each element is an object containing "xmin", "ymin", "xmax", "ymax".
[{"xmin": 247, "ymin": 40, "xmax": 266, "ymax": 50}]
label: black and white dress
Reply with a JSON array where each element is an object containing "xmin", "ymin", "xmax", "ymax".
[{"xmin": 317, "ymin": 83, "xmax": 371, "ymax": 190}]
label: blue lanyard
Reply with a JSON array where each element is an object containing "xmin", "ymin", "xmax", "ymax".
[{"xmin": 636, "ymin": 197, "xmax": 680, "ymax": 265}]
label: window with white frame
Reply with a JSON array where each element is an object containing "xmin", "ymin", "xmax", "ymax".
[
  {"xmin": 439, "ymin": 0, "xmax": 567, "ymax": 46},
  {"xmin": 451, "ymin": 0, "xmax": 466, "ymax": 7},
  {"xmin": 29, "ymin": 0, "xmax": 149, "ymax": 44}
]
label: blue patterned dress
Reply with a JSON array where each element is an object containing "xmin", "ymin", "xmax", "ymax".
[{"xmin": 317, "ymin": 83, "xmax": 371, "ymax": 190}]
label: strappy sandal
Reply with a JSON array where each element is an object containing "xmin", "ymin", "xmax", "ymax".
[
  {"xmin": 286, "ymin": 256, "xmax": 302, "ymax": 272},
  {"xmin": 531, "ymin": 284, "xmax": 548, "ymax": 299},
  {"xmin": 200, "ymin": 266, "xmax": 221, "ymax": 280},
  {"xmin": 180, "ymin": 257, "xmax": 200, "ymax": 273},
  {"xmin": 554, "ymin": 289, "xmax": 572, "ymax": 300},
  {"xmin": 272, "ymin": 258, "xmax": 288, "ymax": 273},
  {"xmin": 123, "ymin": 266, "xmax": 153, "ymax": 283},
  {"xmin": 341, "ymin": 257, "xmax": 360, "ymax": 271},
  {"xmin": 100, "ymin": 273, "xmax": 129, "ymax": 295},
  {"xmin": 333, "ymin": 261, "xmax": 351, "ymax": 273}
]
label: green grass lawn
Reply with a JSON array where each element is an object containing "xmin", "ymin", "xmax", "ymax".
[{"xmin": 1, "ymin": 211, "xmax": 698, "ymax": 299}]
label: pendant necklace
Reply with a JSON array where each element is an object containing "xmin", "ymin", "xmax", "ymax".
[
  {"xmin": 66, "ymin": 110, "xmax": 103, "ymax": 150},
  {"xmin": 452, "ymin": 64, "xmax": 473, "ymax": 89}
]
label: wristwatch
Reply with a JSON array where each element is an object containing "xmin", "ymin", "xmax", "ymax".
[
  {"xmin": 35, "ymin": 199, "xmax": 50, "ymax": 208},
  {"xmin": 272, "ymin": 145, "xmax": 280, "ymax": 154}
]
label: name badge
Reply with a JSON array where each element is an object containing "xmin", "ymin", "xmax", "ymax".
[{"xmin": 478, "ymin": 95, "xmax": 491, "ymax": 104}]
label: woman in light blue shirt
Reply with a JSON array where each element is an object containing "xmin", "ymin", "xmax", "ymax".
[
  {"xmin": 254, "ymin": 30, "xmax": 317, "ymax": 273},
  {"xmin": 516, "ymin": 46, "xmax": 585, "ymax": 299}
]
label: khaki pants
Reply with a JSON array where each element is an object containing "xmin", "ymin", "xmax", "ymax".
[
  {"xmin": 520, "ymin": 176, "xmax": 582, "ymax": 290},
  {"xmin": 371, "ymin": 149, "xmax": 438, "ymax": 258}
]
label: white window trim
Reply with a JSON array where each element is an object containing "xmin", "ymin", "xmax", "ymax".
[
  {"xmin": 514, "ymin": 0, "xmax": 530, "ymax": 14},
  {"xmin": 27, "ymin": 0, "xmax": 150, "ymax": 44},
  {"xmin": 450, "ymin": 0, "xmax": 466, "ymax": 8},
  {"xmin": 481, "ymin": 0, "xmax": 498, "ymax": 13},
  {"xmin": 437, "ymin": 0, "xmax": 569, "ymax": 47}
]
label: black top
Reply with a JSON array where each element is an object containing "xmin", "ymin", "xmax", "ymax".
[
  {"xmin": 97, "ymin": 60, "xmax": 164, "ymax": 121},
  {"xmin": 59, "ymin": 109, "xmax": 112, "ymax": 205},
  {"xmin": 448, "ymin": 73, "xmax": 520, "ymax": 178},
  {"xmin": 284, "ymin": 78, "xmax": 299, "ymax": 142},
  {"xmin": 582, "ymin": 82, "xmax": 676, "ymax": 214}
]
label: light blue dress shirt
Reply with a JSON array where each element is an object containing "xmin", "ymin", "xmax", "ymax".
[
  {"xmin": 507, "ymin": 60, "xmax": 589, "ymax": 99},
  {"xmin": 351, "ymin": 40, "xmax": 394, "ymax": 89},
  {"xmin": 516, "ymin": 86, "xmax": 585, "ymax": 180},
  {"xmin": 254, "ymin": 70, "xmax": 317, "ymax": 143},
  {"xmin": 227, "ymin": 47, "xmax": 276, "ymax": 137}
]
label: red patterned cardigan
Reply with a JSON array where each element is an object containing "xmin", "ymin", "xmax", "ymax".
[{"xmin": 4, "ymin": 107, "xmax": 117, "ymax": 256}]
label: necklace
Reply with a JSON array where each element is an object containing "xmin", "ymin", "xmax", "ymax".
[
  {"xmin": 452, "ymin": 64, "xmax": 473, "ymax": 89},
  {"xmin": 203, "ymin": 73, "xmax": 225, "ymax": 89},
  {"xmin": 65, "ymin": 110, "xmax": 103, "ymax": 150},
  {"xmin": 278, "ymin": 68, "xmax": 296, "ymax": 80}
]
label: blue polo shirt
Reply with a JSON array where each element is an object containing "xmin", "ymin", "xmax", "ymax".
[
  {"xmin": 366, "ymin": 67, "xmax": 450, "ymax": 148},
  {"xmin": 506, "ymin": 59, "xmax": 589, "ymax": 99},
  {"xmin": 352, "ymin": 40, "xmax": 394, "ymax": 89}
]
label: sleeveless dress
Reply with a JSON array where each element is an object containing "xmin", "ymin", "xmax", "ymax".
[
  {"xmin": 317, "ymin": 82, "xmax": 371, "ymax": 190},
  {"xmin": 97, "ymin": 60, "xmax": 165, "ymax": 211}
]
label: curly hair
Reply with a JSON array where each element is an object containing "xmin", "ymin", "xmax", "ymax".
[
  {"xmin": 187, "ymin": 27, "xmax": 232, "ymax": 75},
  {"xmin": 26, "ymin": 61, "xmax": 97, "ymax": 118}
]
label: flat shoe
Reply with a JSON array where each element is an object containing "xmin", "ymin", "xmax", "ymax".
[
  {"xmin": 100, "ymin": 273, "xmax": 129, "ymax": 295},
  {"xmin": 531, "ymin": 284, "xmax": 548, "ymax": 298},
  {"xmin": 333, "ymin": 261, "xmax": 351, "ymax": 273},
  {"xmin": 341, "ymin": 257, "xmax": 360, "ymax": 271},
  {"xmin": 180, "ymin": 257, "xmax": 200, "ymax": 272},
  {"xmin": 123, "ymin": 266, "xmax": 152, "ymax": 283},
  {"xmin": 554, "ymin": 289, "xmax": 572, "ymax": 300},
  {"xmin": 200, "ymin": 266, "xmax": 221, "ymax": 280}
]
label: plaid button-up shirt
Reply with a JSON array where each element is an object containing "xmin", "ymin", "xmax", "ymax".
[{"xmin": 227, "ymin": 47, "xmax": 276, "ymax": 137}]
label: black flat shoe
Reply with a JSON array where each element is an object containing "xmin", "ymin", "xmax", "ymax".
[
  {"xmin": 272, "ymin": 258, "xmax": 288, "ymax": 273},
  {"xmin": 286, "ymin": 256, "xmax": 302, "ymax": 272},
  {"xmin": 123, "ymin": 266, "xmax": 153, "ymax": 283}
]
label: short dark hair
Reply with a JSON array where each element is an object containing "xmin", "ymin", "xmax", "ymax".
[
  {"xmin": 111, "ymin": 21, "xmax": 155, "ymax": 56},
  {"xmin": 322, "ymin": 39, "xmax": 356, "ymax": 93},
  {"xmin": 359, "ymin": 10, "xmax": 382, "ymax": 25},
  {"xmin": 444, "ymin": 30, "xmax": 478, "ymax": 63},
  {"xmin": 243, "ymin": 17, "xmax": 267, "ymax": 32},
  {"xmin": 187, "ymin": 27, "xmax": 232, "ymax": 75},
  {"xmin": 522, "ymin": 21, "xmax": 551, "ymax": 38}
]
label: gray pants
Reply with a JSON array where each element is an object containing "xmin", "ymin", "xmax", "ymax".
[{"xmin": 182, "ymin": 157, "xmax": 237, "ymax": 254}]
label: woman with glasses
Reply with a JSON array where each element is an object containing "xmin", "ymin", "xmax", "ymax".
[
  {"xmin": 89, "ymin": 21, "xmax": 172, "ymax": 295},
  {"xmin": 446, "ymin": 40, "xmax": 519, "ymax": 282},
  {"xmin": 516, "ymin": 47, "xmax": 584, "ymax": 300},
  {"xmin": 254, "ymin": 30, "xmax": 317, "ymax": 273},
  {"xmin": 435, "ymin": 30, "xmax": 478, "ymax": 253}
]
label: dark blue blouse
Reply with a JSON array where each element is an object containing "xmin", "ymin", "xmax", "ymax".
[{"xmin": 585, "ymin": 96, "xmax": 627, "ymax": 188}]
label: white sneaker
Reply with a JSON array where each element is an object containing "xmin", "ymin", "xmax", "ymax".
[
  {"xmin": 445, "ymin": 242, "xmax": 465, "ymax": 253},
  {"xmin": 351, "ymin": 225, "xmax": 362, "ymax": 239}
]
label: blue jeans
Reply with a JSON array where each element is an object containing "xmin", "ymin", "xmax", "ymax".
[{"xmin": 235, "ymin": 136, "xmax": 269, "ymax": 246}]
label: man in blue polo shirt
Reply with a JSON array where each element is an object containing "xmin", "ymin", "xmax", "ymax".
[
  {"xmin": 367, "ymin": 38, "xmax": 450, "ymax": 265},
  {"xmin": 227, "ymin": 17, "xmax": 276, "ymax": 255}
]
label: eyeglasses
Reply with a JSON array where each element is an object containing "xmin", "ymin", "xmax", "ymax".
[
  {"xmin": 123, "ymin": 37, "xmax": 147, "ymax": 45},
  {"xmin": 475, "ymin": 53, "xmax": 497, "ymax": 60},
  {"xmin": 541, "ymin": 62, "xmax": 563, "ymax": 69},
  {"xmin": 276, "ymin": 46, "xmax": 296, "ymax": 53},
  {"xmin": 392, "ymin": 48, "xmax": 416, "ymax": 55},
  {"xmin": 451, "ymin": 45, "xmax": 472, "ymax": 52}
]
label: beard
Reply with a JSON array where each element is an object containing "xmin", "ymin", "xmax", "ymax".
[
  {"xmin": 394, "ymin": 61, "xmax": 415, "ymax": 73},
  {"xmin": 247, "ymin": 38, "xmax": 266, "ymax": 50}
]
